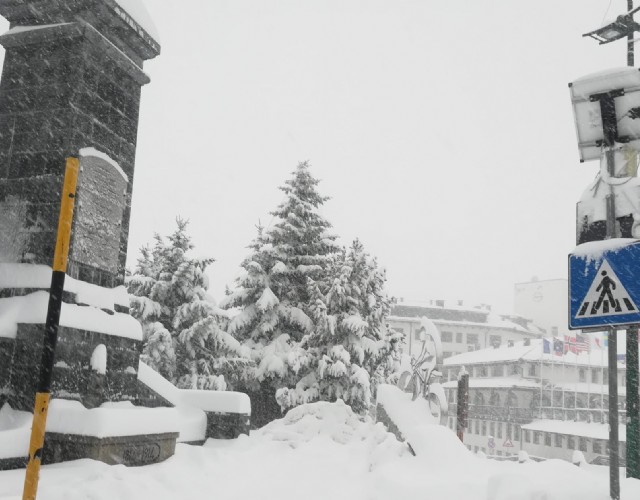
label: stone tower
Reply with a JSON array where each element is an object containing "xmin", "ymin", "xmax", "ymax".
[
  {"xmin": 0, "ymin": 0, "xmax": 160, "ymax": 287},
  {"xmin": 0, "ymin": 1, "xmax": 160, "ymax": 416}
]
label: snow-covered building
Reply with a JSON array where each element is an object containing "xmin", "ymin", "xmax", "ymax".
[
  {"xmin": 388, "ymin": 301, "xmax": 543, "ymax": 360},
  {"xmin": 441, "ymin": 337, "xmax": 629, "ymax": 464}
]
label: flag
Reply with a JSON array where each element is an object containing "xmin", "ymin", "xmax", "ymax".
[
  {"xmin": 591, "ymin": 333, "xmax": 604, "ymax": 350},
  {"xmin": 564, "ymin": 334, "xmax": 590, "ymax": 354},
  {"xmin": 543, "ymin": 338, "xmax": 551, "ymax": 354},
  {"xmin": 564, "ymin": 335, "xmax": 577, "ymax": 354},
  {"xmin": 553, "ymin": 337, "xmax": 564, "ymax": 356}
]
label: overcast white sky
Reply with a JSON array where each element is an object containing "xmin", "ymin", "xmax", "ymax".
[
  {"xmin": 7, "ymin": 1, "xmax": 634, "ymax": 312},
  {"xmin": 123, "ymin": 0, "xmax": 640, "ymax": 313}
]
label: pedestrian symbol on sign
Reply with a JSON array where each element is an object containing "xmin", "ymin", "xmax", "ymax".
[{"xmin": 576, "ymin": 260, "xmax": 638, "ymax": 319}]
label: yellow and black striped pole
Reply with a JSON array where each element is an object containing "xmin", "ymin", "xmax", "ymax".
[{"xmin": 22, "ymin": 157, "xmax": 79, "ymax": 500}]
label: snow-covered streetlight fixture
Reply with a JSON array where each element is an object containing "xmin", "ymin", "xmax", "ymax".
[{"xmin": 583, "ymin": 10, "xmax": 640, "ymax": 45}]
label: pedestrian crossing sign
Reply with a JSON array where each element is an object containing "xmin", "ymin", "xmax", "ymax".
[{"xmin": 569, "ymin": 240, "xmax": 640, "ymax": 329}]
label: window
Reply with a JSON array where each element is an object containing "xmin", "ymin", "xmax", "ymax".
[
  {"xmin": 475, "ymin": 420, "xmax": 480, "ymax": 434},
  {"xmin": 524, "ymin": 430, "xmax": 530, "ymax": 443},
  {"xmin": 528, "ymin": 364, "xmax": 537, "ymax": 377},
  {"xmin": 544, "ymin": 433, "xmax": 551, "ymax": 446},
  {"xmin": 456, "ymin": 332, "xmax": 463, "ymax": 343},
  {"xmin": 441, "ymin": 331, "xmax": 453, "ymax": 342},
  {"xmin": 567, "ymin": 436, "xmax": 575, "ymax": 449},
  {"xmin": 592, "ymin": 369, "xmax": 599, "ymax": 384},
  {"xmin": 489, "ymin": 391, "xmax": 500, "ymax": 406},
  {"xmin": 443, "ymin": 351, "xmax": 452, "ymax": 359},
  {"xmin": 579, "ymin": 368, "xmax": 586, "ymax": 383},
  {"xmin": 592, "ymin": 441, "xmax": 602, "ymax": 454},
  {"xmin": 482, "ymin": 421, "xmax": 487, "ymax": 436},
  {"xmin": 479, "ymin": 366, "xmax": 488, "ymax": 377},
  {"xmin": 491, "ymin": 365, "xmax": 503, "ymax": 377},
  {"xmin": 514, "ymin": 426, "xmax": 520, "ymax": 441},
  {"xmin": 506, "ymin": 423, "xmax": 512, "ymax": 438},
  {"xmin": 604, "ymin": 370, "xmax": 609, "ymax": 385},
  {"xmin": 467, "ymin": 334, "xmax": 479, "ymax": 345},
  {"xmin": 509, "ymin": 364, "xmax": 519, "ymax": 376},
  {"xmin": 579, "ymin": 438, "xmax": 587, "ymax": 452},
  {"xmin": 394, "ymin": 327, "xmax": 406, "ymax": 334},
  {"xmin": 533, "ymin": 432, "xmax": 541, "ymax": 445},
  {"xmin": 490, "ymin": 422, "xmax": 495, "ymax": 436},
  {"xmin": 555, "ymin": 434, "xmax": 563, "ymax": 447},
  {"xmin": 489, "ymin": 335, "xmax": 501, "ymax": 348},
  {"xmin": 497, "ymin": 423, "xmax": 503, "ymax": 439},
  {"xmin": 414, "ymin": 329, "xmax": 422, "ymax": 340}
]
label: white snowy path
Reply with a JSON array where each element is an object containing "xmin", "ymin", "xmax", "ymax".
[{"xmin": 0, "ymin": 401, "xmax": 639, "ymax": 500}]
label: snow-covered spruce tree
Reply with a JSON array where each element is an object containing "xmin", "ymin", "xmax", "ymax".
[
  {"xmin": 222, "ymin": 162, "xmax": 340, "ymax": 424},
  {"xmin": 127, "ymin": 219, "xmax": 250, "ymax": 390},
  {"xmin": 276, "ymin": 239, "xmax": 398, "ymax": 414}
]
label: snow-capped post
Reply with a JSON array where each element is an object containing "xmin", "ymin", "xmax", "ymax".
[
  {"xmin": 456, "ymin": 367, "xmax": 469, "ymax": 442},
  {"xmin": 22, "ymin": 158, "xmax": 79, "ymax": 500}
]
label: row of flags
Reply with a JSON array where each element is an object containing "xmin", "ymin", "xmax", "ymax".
[
  {"xmin": 541, "ymin": 334, "xmax": 627, "ymax": 363},
  {"xmin": 542, "ymin": 334, "xmax": 594, "ymax": 356}
]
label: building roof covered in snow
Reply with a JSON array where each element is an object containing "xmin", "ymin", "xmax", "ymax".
[{"xmin": 443, "ymin": 338, "xmax": 627, "ymax": 369}]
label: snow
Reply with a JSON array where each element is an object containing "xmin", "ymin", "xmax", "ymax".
[
  {"xmin": 90, "ymin": 344, "xmax": 107, "ymax": 375},
  {"xmin": 180, "ymin": 390, "xmax": 250, "ymax": 415},
  {"xmin": 0, "ymin": 404, "xmax": 31, "ymax": 459},
  {"xmin": 2, "ymin": 400, "xmax": 636, "ymax": 500},
  {"xmin": 113, "ymin": 0, "xmax": 160, "ymax": 42},
  {"xmin": 570, "ymin": 67, "xmax": 640, "ymax": 98},
  {"xmin": 3, "ymin": 23, "xmax": 71, "ymax": 35},
  {"xmin": 0, "ymin": 263, "xmax": 129, "ymax": 311},
  {"xmin": 79, "ymin": 147, "xmax": 129, "ymax": 183},
  {"xmin": 46, "ymin": 399, "xmax": 178, "ymax": 438},
  {"xmin": 572, "ymin": 238, "xmax": 639, "ymax": 262},
  {"xmin": 522, "ymin": 419, "xmax": 626, "ymax": 442},
  {"xmin": 0, "ymin": 292, "xmax": 142, "ymax": 340}
]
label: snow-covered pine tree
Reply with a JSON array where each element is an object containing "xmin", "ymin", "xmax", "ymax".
[
  {"xmin": 276, "ymin": 239, "xmax": 398, "ymax": 414},
  {"xmin": 127, "ymin": 219, "xmax": 250, "ymax": 390},
  {"xmin": 222, "ymin": 162, "xmax": 340, "ymax": 424}
]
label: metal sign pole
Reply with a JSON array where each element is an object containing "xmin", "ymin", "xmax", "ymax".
[
  {"xmin": 594, "ymin": 87, "xmax": 622, "ymax": 500},
  {"xmin": 456, "ymin": 372, "xmax": 469, "ymax": 442},
  {"xmin": 22, "ymin": 158, "xmax": 79, "ymax": 500},
  {"xmin": 608, "ymin": 328, "xmax": 621, "ymax": 500},
  {"xmin": 627, "ymin": 326, "xmax": 640, "ymax": 478}
]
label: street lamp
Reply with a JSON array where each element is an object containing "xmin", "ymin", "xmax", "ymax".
[
  {"xmin": 583, "ymin": 3, "xmax": 640, "ymax": 66},
  {"xmin": 583, "ymin": 13, "xmax": 640, "ymax": 44}
]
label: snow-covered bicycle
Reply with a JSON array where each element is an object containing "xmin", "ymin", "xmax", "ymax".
[{"xmin": 397, "ymin": 317, "xmax": 448, "ymax": 425}]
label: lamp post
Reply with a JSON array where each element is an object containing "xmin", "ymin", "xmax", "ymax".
[{"xmin": 582, "ymin": 0, "xmax": 640, "ymax": 484}]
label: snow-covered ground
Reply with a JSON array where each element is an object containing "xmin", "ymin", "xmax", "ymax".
[{"xmin": 1, "ymin": 400, "xmax": 639, "ymax": 500}]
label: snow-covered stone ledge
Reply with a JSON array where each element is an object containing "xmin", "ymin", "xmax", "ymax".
[{"xmin": 138, "ymin": 361, "xmax": 251, "ymax": 442}]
